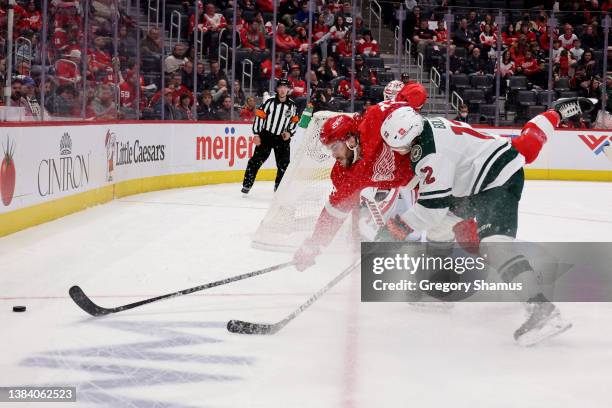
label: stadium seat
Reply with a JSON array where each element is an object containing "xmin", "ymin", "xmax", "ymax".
[
  {"xmin": 462, "ymin": 89, "xmax": 487, "ymax": 107},
  {"xmin": 526, "ymin": 105, "xmax": 547, "ymax": 118},
  {"xmin": 508, "ymin": 75, "xmax": 528, "ymax": 91},
  {"xmin": 517, "ymin": 90, "xmax": 537, "ymax": 106},
  {"xmin": 451, "ymin": 74, "xmax": 471, "ymax": 92},
  {"xmin": 454, "ymin": 47, "xmax": 467, "ymax": 60},
  {"xmin": 365, "ymin": 57, "xmax": 385, "ymax": 70},
  {"xmin": 557, "ymin": 90, "xmax": 579, "ymax": 99},
  {"xmin": 554, "ymin": 78, "xmax": 571, "ymax": 92},
  {"xmin": 470, "ymin": 74, "xmax": 494, "ymax": 91},
  {"xmin": 537, "ymin": 90, "xmax": 555, "ymax": 107},
  {"xmin": 478, "ymin": 103, "xmax": 498, "ymax": 119}
]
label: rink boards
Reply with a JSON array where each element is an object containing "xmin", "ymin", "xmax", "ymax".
[{"xmin": 0, "ymin": 120, "xmax": 610, "ymax": 237}]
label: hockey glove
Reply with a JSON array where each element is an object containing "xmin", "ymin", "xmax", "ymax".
[
  {"xmin": 294, "ymin": 239, "xmax": 322, "ymax": 272},
  {"xmin": 453, "ymin": 218, "xmax": 480, "ymax": 255},
  {"xmin": 375, "ymin": 215, "xmax": 414, "ymax": 242}
]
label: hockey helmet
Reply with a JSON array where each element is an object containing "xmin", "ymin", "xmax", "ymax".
[
  {"xmin": 320, "ymin": 115, "xmax": 359, "ymax": 146},
  {"xmin": 276, "ymin": 78, "xmax": 292, "ymax": 88},
  {"xmin": 381, "ymin": 106, "xmax": 423, "ymax": 153},
  {"xmin": 383, "ymin": 80, "xmax": 404, "ymax": 101},
  {"xmin": 395, "ymin": 82, "xmax": 427, "ymax": 111}
]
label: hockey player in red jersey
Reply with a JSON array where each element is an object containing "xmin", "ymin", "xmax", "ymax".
[{"xmin": 293, "ymin": 84, "xmax": 429, "ymax": 272}]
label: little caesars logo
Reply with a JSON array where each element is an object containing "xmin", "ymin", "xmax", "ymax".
[
  {"xmin": 105, "ymin": 129, "xmax": 166, "ymax": 182},
  {"xmin": 38, "ymin": 133, "xmax": 90, "ymax": 196}
]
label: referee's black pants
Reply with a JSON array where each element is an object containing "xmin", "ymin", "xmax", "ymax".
[{"xmin": 242, "ymin": 130, "xmax": 290, "ymax": 191}]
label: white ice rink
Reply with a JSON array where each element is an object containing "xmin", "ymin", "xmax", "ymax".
[{"xmin": 1, "ymin": 180, "xmax": 611, "ymax": 407}]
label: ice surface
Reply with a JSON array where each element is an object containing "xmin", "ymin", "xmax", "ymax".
[{"xmin": 1, "ymin": 180, "xmax": 611, "ymax": 407}]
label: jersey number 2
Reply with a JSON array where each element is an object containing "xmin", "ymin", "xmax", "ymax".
[{"xmin": 420, "ymin": 166, "xmax": 436, "ymax": 184}]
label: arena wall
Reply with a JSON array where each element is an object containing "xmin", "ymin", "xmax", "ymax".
[{"xmin": 0, "ymin": 121, "xmax": 610, "ymax": 237}]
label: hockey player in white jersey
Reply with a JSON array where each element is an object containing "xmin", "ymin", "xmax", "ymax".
[{"xmin": 375, "ymin": 98, "xmax": 592, "ymax": 346}]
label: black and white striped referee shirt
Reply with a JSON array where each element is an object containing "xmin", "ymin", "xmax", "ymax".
[{"xmin": 253, "ymin": 96, "xmax": 299, "ymax": 137}]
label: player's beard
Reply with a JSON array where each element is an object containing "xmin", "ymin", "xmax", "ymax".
[{"xmin": 337, "ymin": 147, "xmax": 355, "ymax": 168}]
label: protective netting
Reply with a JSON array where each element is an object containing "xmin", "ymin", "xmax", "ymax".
[{"xmin": 252, "ymin": 111, "xmax": 355, "ymax": 252}]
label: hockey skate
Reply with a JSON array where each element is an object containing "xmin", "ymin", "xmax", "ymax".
[
  {"xmin": 552, "ymin": 97, "xmax": 598, "ymax": 120},
  {"xmin": 514, "ymin": 301, "xmax": 572, "ymax": 346}
]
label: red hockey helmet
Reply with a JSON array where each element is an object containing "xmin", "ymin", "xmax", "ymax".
[
  {"xmin": 395, "ymin": 82, "xmax": 428, "ymax": 111},
  {"xmin": 320, "ymin": 115, "xmax": 359, "ymax": 146}
]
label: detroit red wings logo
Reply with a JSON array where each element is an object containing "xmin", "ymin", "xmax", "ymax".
[{"xmin": 372, "ymin": 143, "xmax": 395, "ymax": 181}]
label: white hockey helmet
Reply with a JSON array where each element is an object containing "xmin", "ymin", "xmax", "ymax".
[
  {"xmin": 383, "ymin": 80, "xmax": 404, "ymax": 101},
  {"xmin": 381, "ymin": 106, "xmax": 424, "ymax": 153}
]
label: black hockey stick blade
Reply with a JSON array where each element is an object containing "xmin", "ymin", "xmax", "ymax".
[
  {"xmin": 226, "ymin": 320, "xmax": 279, "ymax": 335},
  {"xmin": 69, "ymin": 285, "xmax": 114, "ymax": 316},
  {"xmin": 69, "ymin": 261, "xmax": 294, "ymax": 317},
  {"xmin": 227, "ymin": 260, "xmax": 360, "ymax": 335}
]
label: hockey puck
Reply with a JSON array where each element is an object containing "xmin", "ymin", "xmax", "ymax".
[{"xmin": 12, "ymin": 306, "xmax": 26, "ymax": 312}]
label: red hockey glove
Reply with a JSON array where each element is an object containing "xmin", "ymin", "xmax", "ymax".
[
  {"xmin": 453, "ymin": 218, "xmax": 480, "ymax": 254},
  {"xmin": 376, "ymin": 215, "xmax": 414, "ymax": 241},
  {"xmin": 293, "ymin": 239, "xmax": 322, "ymax": 272}
]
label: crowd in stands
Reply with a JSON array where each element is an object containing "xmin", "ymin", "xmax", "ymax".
[
  {"xmin": 0, "ymin": 0, "xmax": 610, "ymax": 126},
  {"xmin": 395, "ymin": 0, "xmax": 611, "ymax": 126},
  {"xmin": 0, "ymin": 0, "xmax": 387, "ymax": 121}
]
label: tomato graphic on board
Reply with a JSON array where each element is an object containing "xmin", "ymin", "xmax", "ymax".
[{"xmin": 1, "ymin": 138, "xmax": 16, "ymax": 206}]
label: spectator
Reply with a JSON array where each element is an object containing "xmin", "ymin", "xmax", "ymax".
[
  {"xmin": 358, "ymin": 30, "xmax": 379, "ymax": 56},
  {"xmin": 353, "ymin": 55, "xmax": 370, "ymax": 84},
  {"xmin": 516, "ymin": 50, "xmax": 543, "ymax": 86},
  {"xmin": 574, "ymin": 51, "xmax": 599, "ymax": 93},
  {"xmin": 117, "ymin": 25, "xmax": 137, "ymax": 62},
  {"xmin": 281, "ymin": 53, "xmax": 296, "ymax": 76},
  {"xmin": 569, "ymin": 39, "xmax": 584, "ymax": 62},
  {"xmin": 275, "ymin": 23, "xmax": 298, "ymax": 53},
  {"xmin": 454, "ymin": 18, "xmax": 476, "ymax": 51},
  {"xmin": 21, "ymin": 76, "xmax": 45, "ymax": 119},
  {"xmin": 45, "ymin": 84, "xmax": 77, "ymax": 116},
  {"xmin": 336, "ymin": 32, "xmax": 354, "ymax": 57},
  {"xmin": 294, "ymin": 2, "xmax": 310, "ymax": 24},
  {"xmin": 153, "ymin": 88, "xmax": 179, "ymax": 120},
  {"xmin": 580, "ymin": 25, "xmax": 600, "ymax": 51},
  {"xmin": 288, "ymin": 65, "xmax": 306, "ymax": 97},
  {"xmin": 554, "ymin": 48, "xmax": 575, "ymax": 79},
  {"xmin": 195, "ymin": 61, "xmax": 207, "ymax": 91},
  {"xmin": 465, "ymin": 47, "xmax": 486, "ymax": 75},
  {"xmin": 176, "ymin": 93, "xmax": 193, "ymax": 120},
  {"xmin": 181, "ymin": 60, "xmax": 195, "ymax": 89},
  {"xmin": 260, "ymin": 54, "xmax": 282, "ymax": 83},
  {"xmin": 141, "ymin": 26, "xmax": 163, "ymax": 59},
  {"xmin": 190, "ymin": 3, "xmax": 227, "ymax": 58},
  {"xmin": 313, "ymin": 14, "xmax": 330, "ymax": 42},
  {"xmin": 559, "ymin": 24, "xmax": 578, "ymax": 50},
  {"xmin": 466, "ymin": 10, "xmax": 480, "ymax": 38},
  {"xmin": 502, "ymin": 23, "xmax": 518, "ymax": 47},
  {"xmin": 454, "ymin": 104, "xmax": 469, "ymax": 122},
  {"xmin": 337, "ymin": 78, "xmax": 364, "ymax": 99},
  {"xmin": 498, "ymin": 51, "xmax": 515, "ymax": 80},
  {"xmin": 318, "ymin": 56, "xmax": 340, "ymax": 82},
  {"xmin": 240, "ymin": 96, "xmax": 257, "ymax": 121},
  {"xmin": 551, "ymin": 39, "xmax": 562, "ymax": 61},
  {"xmin": 434, "ymin": 20, "xmax": 448, "ymax": 45},
  {"xmin": 198, "ymin": 90, "xmax": 218, "ymax": 120},
  {"xmin": 88, "ymin": 36, "xmax": 113, "ymax": 81},
  {"xmin": 87, "ymin": 84, "xmax": 117, "ymax": 120},
  {"xmin": 8, "ymin": 78, "xmax": 27, "ymax": 108},
  {"xmin": 119, "ymin": 70, "xmax": 142, "ymax": 118},
  {"xmin": 329, "ymin": 15, "xmax": 349, "ymax": 42},
  {"xmin": 241, "ymin": 21, "xmax": 266, "ymax": 52},
  {"xmin": 295, "ymin": 27, "xmax": 310, "ymax": 54},
  {"xmin": 310, "ymin": 53, "xmax": 322, "ymax": 73},
  {"xmin": 55, "ymin": 49, "xmax": 83, "ymax": 85},
  {"xmin": 232, "ymin": 80, "xmax": 246, "ymax": 108},
  {"xmin": 479, "ymin": 24, "xmax": 497, "ymax": 53},
  {"xmin": 518, "ymin": 24, "xmax": 536, "ymax": 44},
  {"xmin": 215, "ymin": 95, "xmax": 234, "ymax": 120},
  {"xmin": 340, "ymin": 2, "xmax": 353, "ymax": 25},
  {"xmin": 164, "ymin": 43, "xmax": 188, "ymax": 74},
  {"xmin": 403, "ymin": 6, "xmax": 422, "ymax": 42},
  {"xmin": 204, "ymin": 60, "xmax": 228, "ymax": 89},
  {"xmin": 212, "ymin": 78, "xmax": 229, "ymax": 106}
]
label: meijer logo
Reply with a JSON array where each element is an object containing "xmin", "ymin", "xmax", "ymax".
[{"xmin": 196, "ymin": 127, "xmax": 257, "ymax": 167}]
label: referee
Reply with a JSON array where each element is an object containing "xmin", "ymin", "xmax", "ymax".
[{"xmin": 241, "ymin": 79, "xmax": 299, "ymax": 194}]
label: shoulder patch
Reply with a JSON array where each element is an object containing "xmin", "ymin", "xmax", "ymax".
[{"xmin": 410, "ymin": 144, "xmax": 422, "ymax": 162}]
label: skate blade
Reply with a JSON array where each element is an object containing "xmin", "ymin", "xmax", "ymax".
[
  {"xmin": 407, "ymin": 302, "xmax": 454, "ymax": 313},
  {"xmin": 516, "ymin": 319, "xmax": 573, "ymax": 347}
]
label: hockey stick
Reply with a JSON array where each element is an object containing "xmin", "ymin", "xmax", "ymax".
[
  {"xmin": 226, "ymin": 260, "xmax": 360, "ymax": 335},
  {"xmin": 69, "ymin": 261, "xmax": 294, "ymax": 317}
]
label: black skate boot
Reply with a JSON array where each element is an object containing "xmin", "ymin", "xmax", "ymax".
[
  {"xmin": 514, "ymin": 297, "xmax": 572, "ymax": 346},
  {"xmin": 552, "ymin": 97, "xmax": 597, "ymax": 120}
]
